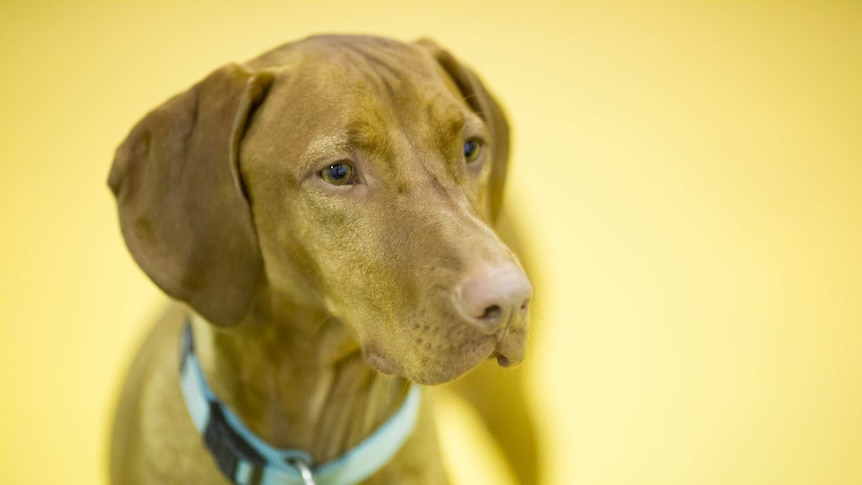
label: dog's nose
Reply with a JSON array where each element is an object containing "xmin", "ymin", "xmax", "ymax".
[{"xmin": 457, "ymin": 263, "xmax": 533, "ymax": 334}]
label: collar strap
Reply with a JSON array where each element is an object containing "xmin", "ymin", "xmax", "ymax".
[{"xmin": 179, "ymin": 320, "xmax": 421, "ymax": 485}]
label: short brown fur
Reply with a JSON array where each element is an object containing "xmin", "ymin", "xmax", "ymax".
[{"xmin": 109, "ymin": 35, "xmax": 538, "ymax": 484}]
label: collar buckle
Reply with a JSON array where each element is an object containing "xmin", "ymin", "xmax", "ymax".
[{"xmin": 203, "ymin": 402, "xmax": 266, "ymax": 482}]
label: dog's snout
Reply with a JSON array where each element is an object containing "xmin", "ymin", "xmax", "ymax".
[{"xmin": 457, "ymin": 263, "xmax": 533, "ymax": 334}]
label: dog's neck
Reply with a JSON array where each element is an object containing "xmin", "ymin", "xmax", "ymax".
[{"xmin": 190, "ymin": 300, "xmax": 409, "ymax": 463}]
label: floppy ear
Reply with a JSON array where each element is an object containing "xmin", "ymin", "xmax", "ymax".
[
  {"xmin": 108, "ymin": 64, "xmax": 273, "ymax": 326},
  {"xmin": 415, "ymin": 39, "xmax": 511, "ymax": 223}
]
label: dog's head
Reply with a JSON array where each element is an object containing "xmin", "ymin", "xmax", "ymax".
[{"xmin": 109, "ymin": 35, "xmax": 532, "ymax": 385}]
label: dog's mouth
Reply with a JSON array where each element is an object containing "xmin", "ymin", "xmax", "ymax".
[
  {"xmin": 364, "ymin": 350, "xmax": 401, "ymax": 376},
  {"xmin": 363, "ymin": 324, "xmax": 527, "ymax": 384}
]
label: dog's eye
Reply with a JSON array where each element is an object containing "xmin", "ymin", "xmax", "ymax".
[
  {"xmin": 464, "ymin": 139, "xmax": 482, "ymax": 164},
  {"xmin": 320, "ymin": 162, "xmax": 355, "ymax": 186}
]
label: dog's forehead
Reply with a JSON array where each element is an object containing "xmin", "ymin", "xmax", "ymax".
[{"xmin": 241, "ymin": 36, "xmax": 476, "ymax": 179}]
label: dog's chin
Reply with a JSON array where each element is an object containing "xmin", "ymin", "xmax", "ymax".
[
  {"xmin": 363, "ymin": 329, "xmax": 528, "ymax": 385},
  {"xmin": 365, "ymin": 353, "xmax": 488, "ymax": 385}
]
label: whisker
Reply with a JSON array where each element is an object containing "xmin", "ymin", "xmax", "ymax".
[{"xmin": 312, "ymin": 314, "xmax": 333, "ymax": 334}]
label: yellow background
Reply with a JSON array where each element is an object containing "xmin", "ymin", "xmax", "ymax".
[{"xmin": 1, "ymin": 1, "xmax": 860, "ymax": 484}]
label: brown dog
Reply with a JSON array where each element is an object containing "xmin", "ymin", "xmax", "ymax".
[{"xmin": 109, "ymin": 35, "xmax": 536, "ymax": 484}]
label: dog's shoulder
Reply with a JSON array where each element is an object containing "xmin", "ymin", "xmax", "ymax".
[{"xmin": 111, "ymin": 304, "xmax": 229, "ymax": 484}]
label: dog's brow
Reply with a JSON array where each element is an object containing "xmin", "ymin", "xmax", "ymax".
[
  {"xmin": 463, "ymin": 116, "xmax": 487, "ymax": 137},
  {"xmin": 302, "ymin": 135, "xmax": 353, "ymax": 164}
]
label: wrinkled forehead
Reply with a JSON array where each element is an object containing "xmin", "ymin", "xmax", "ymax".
[{"xmin": 241, "ymin": 38, "xmax": 480, "ymax": 178}]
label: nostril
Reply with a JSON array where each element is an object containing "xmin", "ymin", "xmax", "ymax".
[
  {"xmin": 479, "ymin": 305, "xmax": 503, "ymax": 322},
  {"xmin": 457, "ymin": 263, "xmax": 533, "ymax": 333}
]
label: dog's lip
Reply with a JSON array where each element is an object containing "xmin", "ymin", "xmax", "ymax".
[
  {"xmin": 364, "ymin": 350, "xmax": 400, "ymax": 375},
  {"xmin": 491, "ymin": 328, "xmax": 513, "ymax": 367},
  {"xmin": 490, "ymin": 327, "xmax": 527, "ymax": 368},
  {"xmin": 362, "ymin": 317, "xmax": 527, "ymax": 382}
]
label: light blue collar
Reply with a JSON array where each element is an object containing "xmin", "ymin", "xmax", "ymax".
[{"xmin": 179, "ymin": 320, "xmax": 421, "ymax": 485}]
